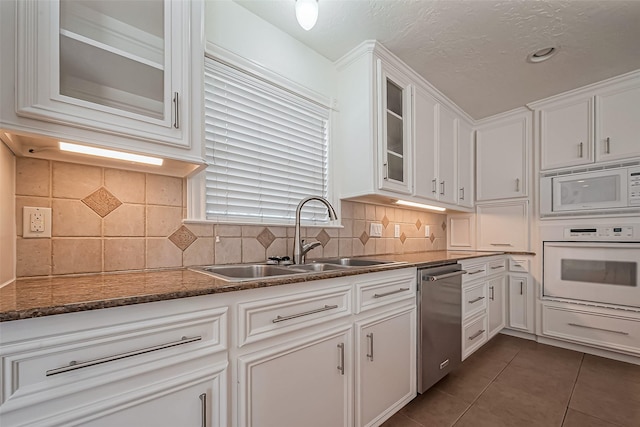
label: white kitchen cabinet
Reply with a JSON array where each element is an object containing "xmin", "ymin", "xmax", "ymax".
[
  {"xmin": 508, "ymin": 274, "xmax": 533, "ymax": 332},
  {"xmin": 596, "ymin": 82, "xmax": 640, "ymax": 162},
  {"xmin": 476, "ymin": 200, "xmax": 529, "ymax": 251},
  {"xmin": 487, "ymin": 275, "xmax": 506, "ymax": 339},
  {"xmin": 436, "ymin": 105, "xmax": 458, "ymax": 204},
  {"xmin": 237, "ymin": 327, "xmax": 352, "ymax": 427},
  {"xmin": 457, "ymin": 120, "xmax": 474, "ymax": 208},
  {"xmin": 356, "ymin": 306, "xmax": 416, "ymax": 427},
  {"xmin": 475, "ymin": 110, "xmax": 530, "ymax": 201},
  {"xmin": 447, "ymin": 214, "xmax": 475, "ymax": 249}
]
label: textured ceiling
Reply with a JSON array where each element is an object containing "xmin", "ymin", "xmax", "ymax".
[{"xmin": 233, "ymin": 0, "xmax": 640, "ymax": 119}]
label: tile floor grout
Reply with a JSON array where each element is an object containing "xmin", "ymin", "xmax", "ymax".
[{"xmin": 560, "ymin": 352, "xmax": 585, "ymax": 426}]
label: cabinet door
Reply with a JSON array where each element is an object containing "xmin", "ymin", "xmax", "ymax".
[
  {"xmin": 540, "ymin": 97, "xmax": 594, "ymax": 170},
  {"xmin": 457, "ymin": 120, "xmax": 474, "ymax": 208},
  {"xmin": 437, "ymin": 105, "xmax": 457, "ymax": 205},
  {"xmin": 356, "ymin": 307, "xmax": 416, "ymax": 427},
  {"xmin": 378, "ymin": 60, "xmax": 412, "ymax": 194},
  {"xmin": 487, "ymin": 275, "xmax": 506, "ymax": 338},
  {"xmin": 596, "ymin": 83, "xmax": 640, "ymax": 162},
  {"xmin": 238, "ymin": 327, "xmax": 352, "ymax": 427},
  {"xmin": 476, "ymin": 115, "xmax": 529, "ymax": 200},
  {"xmin": 508, "ymin": 275, "xmax": 531, "ymax": 332},
  {"xmin": 414, "ymin": 86, "xmax": 438, "ymax": 200},
  {"xmin": 476, "ymin": 201, "xmax": 529, "ymax": 251}
]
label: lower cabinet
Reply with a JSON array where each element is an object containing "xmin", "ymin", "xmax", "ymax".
[
  {"xmin": 508, "ymin": 274, "xmax": 534, "ymax": 332},
  {"xmin": 237, "ymin": 327, "xmax": 352, "ymax": 427},
  {"xmin": 487, "ymin": 275, "xmax": 506, "ymax": 339},
  {"xmin": 356, "ymin": 306, "xmax": 416, "ymax": 427}
]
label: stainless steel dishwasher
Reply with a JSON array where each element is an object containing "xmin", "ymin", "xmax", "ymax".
[{"xmin": 417, "ymin": 263, "xmax": 466, "ymax": 393}]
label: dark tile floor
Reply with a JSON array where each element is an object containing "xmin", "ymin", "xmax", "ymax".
[{"xmin": 383, "ymin": 334, "xmax": 640, "ymax": 427}]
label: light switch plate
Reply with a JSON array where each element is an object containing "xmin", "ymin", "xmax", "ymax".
[
  {"xmin": 394, "ymin": 224, "xmax": 400, "ymax": 238},
  {"xmin": 425, "ymin": 225, "xmax": 430, "ymax": 237},
  {"xmin": 23, "ymin": 207, "xmax": 52, "ymax": 238},
  {"xmin": 369, "ymin": 222, "xmax": 383, "ymax": 237}
]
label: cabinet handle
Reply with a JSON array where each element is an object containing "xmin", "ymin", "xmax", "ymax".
[
  {"xmin": 490, "ymin": 265, "xmax": 503, "ymax": 270},
  {"xmin": 272, "ymin": 304, "xmax": 338, "ymax": 323},
  {"xmin": 200, "ymin": 393, "xmax": 207, "ymax": 427},
  {"xmin": 489, "ymin": 286, "xmax": 494, "ymax": 301},
  {"xmin": 605, "ymin": 136, "xmax": 611, "ymax": 154},
  {"xmin": 468, "ymin": 296, "xmax": 485, "ymax": 304},
  {"xmin": 426, "ymin": 270, "xmax": 467, "ymax": 281},
  {"xmin": 337, "ymin": 343, "xmax": 345, "ymax": 375},
  {"xmin": 490, "ymin": 243, "xmax": 513, "ymax": 247},
  {"xmin": 515, "ymin": 178, "xmax": 520, "ymax": 192},
  {"xmin": 459, "ymin": 187, "xmax": 464, "ymax": 200},
  {"xmin": 468, "ymin": 269, "xmax": 485, "ymax": 275},
  {"xmin": 469, "ymin": 329, "xmax": 485, "ymax": 341},
  {"xmin": 173, "ymin": 92, "xmax": 180, "ymax": 129},
  {"xmin": 432, "ymin": 179, "xmax": 437, "ymax": 194},
  {"xmin": 567, "ymin": 323, "xmax": 629, "ymax": 336},
  {"xmin": 440, "ymin": 181, "xmax": 445, "ymax": 195},
  {"xmin": 520, "ymin": 281, "xmax": 524, "ymax": 295},
  {"xmin": 366, "ymin": 333, "xmax": 374, "ymax": 361},
  {"xmin": 46, "ymin": 336, "xmax": 202, "ymax": 376},
  {"xmin": 578, "ymin": 142, "xmax": 583, "ymax": 158},
  {"xmin": 383, "ymin": 163, "xmax": 388, "ymax": 180},
  {"xmin": 374, "ymin": 287, "xmax": 409, "ymax": 298}
]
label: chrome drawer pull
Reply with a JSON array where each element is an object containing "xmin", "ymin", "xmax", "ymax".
[
  {"xmin": 427, "ymin": 270, "xmax": 467, "ymax": 281},
  {"xmin": 605, "ymin": 137, "xmax": 611, "ymax": 154},
  {"xmin": 272, "ymin": 304, "xmax": 338, "ymax": 323},
  {"xmin": 173, "ymin": 92, "xmax": 180, "ymax": 129},
  {"xmin": 490, "ymin": 243, "xmax": 513, "ymax": 247},
  {"xmin": 337, "ymin": 343, "xmax": 345, "ymax": 375},
  {"xmin": 200, "ymin": 393, "xmax": 207, "ymax": 427},
  {"xmin": 469, "ymin": 330, "xmax": 485, "ymax": 340},
  {"xmin": 489, "ymin": 286, "xmax": 495, "ymax": 301},
  {"xmin": 374, "ymin": 288, "xmax": 409, "ymax": 298},
  {"xmin": 467, "ymin": 269, "xmax": 484, "ymax": 275},
  {"xmin": 578, "ymin": 142, "xmax": 583, "ymax": 158},
  {"xmin": 468, "ymin": 296, "xmax": 485, "ymax": 304},
  {"xmin": 366, "ymin": 333, "xmax": 374, "ymax": 361},
  {"xmin": 490, "ymin": 265, "xmax": 503, "ymax": 270},
  {"xmin": 46, "ymin": 336, "xmax": 202, "ymax": 376},
  {"xmin": 567, "ymin": 323, "xmax": 629, "ymax": 336}
]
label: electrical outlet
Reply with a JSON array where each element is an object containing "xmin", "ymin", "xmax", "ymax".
[
  {"xmin": 369, "ymin": 222, "xmax": 383, "ymax": 237},
  {"xmin": 23, "ymin": 207, "xmax": 52, "ymax": 238},
  {"xmin": 394, "ymin": 224, "xmax": 400, "ymax": 238},
  {"xmin": 425, "ymin": 225, "xmax": 430, "ymax": 237}
]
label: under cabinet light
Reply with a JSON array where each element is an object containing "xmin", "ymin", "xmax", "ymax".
[
  {"xmin": 396, "ymin": 200, "xmax": 446, "ymax": 212},
  {"xmin": 59, "ymin": 142, "xmax": 163, "ymax": 166}
]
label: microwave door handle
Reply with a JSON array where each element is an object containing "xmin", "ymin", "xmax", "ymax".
[
  {"xmin": 578, "ymin": 142, "xmax": 583, "ymax": 158},
  {"xmin": 605, "ymin": 137, "xmax": 611, "ymax": 154}
]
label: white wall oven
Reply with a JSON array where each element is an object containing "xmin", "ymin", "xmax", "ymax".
[{"xmin": 543, "ymin": 226, "xmax": 640, "ymax": 309}]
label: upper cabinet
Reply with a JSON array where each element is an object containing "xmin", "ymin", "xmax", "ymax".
[
  {"xmin": 532, "ymin": 71, "xmax": 640, "ymax": 171},
  {"xmin": 457, "ymin": 120, "xmax": 474, "ymax": 208},
  {"xmin": 475, "ymin": 109, "xmax": 531, "ymax": 201}
]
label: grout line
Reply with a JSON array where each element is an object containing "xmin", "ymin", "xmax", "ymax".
[{"xmin": 560, "ymin": 352, "xmax": 585, "ymax": 426}]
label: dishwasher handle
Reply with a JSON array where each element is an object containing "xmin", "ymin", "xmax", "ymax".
[{"xmin": 425, "ymin": 270, "xmax": 467, "ymax": 281}]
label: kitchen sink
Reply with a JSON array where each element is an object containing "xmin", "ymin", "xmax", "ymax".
[
  {"xmin": 190, "ymin": 264, "xmax": 308, "ymax": 281},
  {"xmin": 291, "ymin": 263, "xmax": 349, "ymax": 272},
  {"xmin": 312, "ymin": 258, "xmax": 396, "ymax": 267}
]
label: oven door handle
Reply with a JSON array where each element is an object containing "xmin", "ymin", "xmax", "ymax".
[{"xmin": 426, "ymin": 270, "xmax": 467, "ymax": 281}]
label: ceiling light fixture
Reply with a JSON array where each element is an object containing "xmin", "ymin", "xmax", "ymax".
[
  {"xmin": 59, "ymin": 142, "xmax": 164, "ymax": 166},
  {"xmin": 527, "ymin": 47, "xmax": 558, "ymax": 63},
  {"xmin": 295, "ymin": 0, "xmax": 318, "ymax": 31},
  {"xmin": 396, "ymin": 200, "xmax": 446, "ymax": 212}
]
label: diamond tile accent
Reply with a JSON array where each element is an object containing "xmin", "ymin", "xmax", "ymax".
[
  {"xmin": 442, "ymin": 221, "xmax": 447, "ymax": 231},
  {"xmin": 316, "ymin": 229, "xmax": 331, "ymax": 247},
  {"xmin": 400, "ymin": 232, "xmax": 407, "ymax": 244},
  {"xmin": 359, "ymin": 231, "xmax": 370, "ymax": 245},
  {"xmin": 430, "ymin": 233, "xmax": 436, "ymax": 243},
  {"xmin": 169, "ymin": 225, "xmax": 197, "ymax": 251},
  {"xmin": 82, "ymin": 187, "xmax": 122, "ymax": 217},
  {"xmin": 381, "ymin": 215, "xmax": 390, "ymax": 229},
  {"xmin": 415, "ymin": 219, "xmax": 422, "ymax": 230},
  {"xmin": 257, "ymin": 228, "xmax": 276, "ymax": 249}
]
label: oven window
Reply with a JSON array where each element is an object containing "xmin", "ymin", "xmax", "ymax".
[
  {"xmin": 559, "ymin": 175, "xmax": 618, "ymax": 204},
  {"xmin": 561, "ymin": 259, "xmax": 637, "ymax": 287}
]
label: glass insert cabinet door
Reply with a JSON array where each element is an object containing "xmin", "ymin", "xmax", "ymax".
[{"xmin": 377, "ymin": 60, "xmax": 412, "ymax": 194}]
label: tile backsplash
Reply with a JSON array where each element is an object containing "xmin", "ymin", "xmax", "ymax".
[{"xmin": 15, "ymin": 158, "xmax": 447, "ymax": 278}]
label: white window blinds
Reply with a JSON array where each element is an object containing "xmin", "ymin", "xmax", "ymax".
[{"xmin": 204, "ymin": 58, "xmax": 330, "ymax": 224}]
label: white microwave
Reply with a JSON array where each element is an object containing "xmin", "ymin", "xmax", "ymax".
[{"xmin": 540, "ymin": 164, "xmax": 640, "ymax": 217}]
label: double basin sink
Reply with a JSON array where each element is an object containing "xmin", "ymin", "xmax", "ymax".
[{"xmin": 190, "ymin": 258, "xmax": 398, "ymax": 282}]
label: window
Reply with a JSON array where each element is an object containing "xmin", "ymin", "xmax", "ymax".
[{"xmin": 204, "ymin": 58, "xmax": 330, "ymax": 224}]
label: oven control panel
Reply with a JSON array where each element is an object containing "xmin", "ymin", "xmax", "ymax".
[
  {"xmin": 564, "ymin": 226, "xmax": 635, "ymax": 240},
  {"xmin": 630, "ymin": 166, "xmax": 640, "ymax": 206}
]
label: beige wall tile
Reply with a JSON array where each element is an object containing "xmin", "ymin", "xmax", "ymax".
[
  {"xmin": 183, "ymin": 237, "xmax": 214, "ymax": 267},
  {"xmin": 216, "ymin": 224, "xmax": 242, "ymax": 237},
  {"xmin": 364, "ymin": 238, "xmax": 376, "ymax": 256},
  {"xmin": 375, "ymin": 205, "xmax": 386, "ymax": 222},
  {"xmin": 241, "ymin": 226, "xmax": 263, "ymax": 238},
  {"xmin": 270, "ymin": 226, "xmax": 287, "ymax": 238},
  {"xmin": 215, "ymin": 236, "xmax": 241, "ymax": 264},
  {"xmin": 338, "ymin": 238, "xmax": 352, "ymax": 257},
  {"xmin": 16, "ymin": 158, "xmax": 49, "ymax": 197},
  {"xmin": 384, "ymin": 238, "xmax": 395, "ymax": 254},
  {"xmin": 352, "ymin": 238, "xmax": 364, "ymax": 256},
  {"xmin": 339, "ymin": 219, "xmax": 353, "ymax": 238},
  {"xmin": 104, "ymin": 239, "xmax": 145, "ymax": 271},
  {"xmin": 266, "ymin": 238, "xmax": 288, "ymax": 260},
  {"xmin": 146, "ymin": 205, "xmax": 182, "ymax": 237},
  {"xmin": 242, "ymin": 238, "xmax": 265, "ymax": 263},
  {"xmin": 104, "ymin": 169, "xmax": 145, "ymax": 203},
  {"xmin": 146, "ymin": 174, "xmax": 183, "ymax": 207},
  {"xmin": 146, "ymin": 238, "xmax": 182, "ymax": 268},
  {"xmin": 16, "ymin": 196, "xmax": 51, "ymax": 237},
  {"xmin": 340, "ymin": 201, "xmax": 353, "ymax": 219},
  {"xmin": 52, "ymin": 199, "xmax": 102, "ymax": 237},
  {"xmin": 52, "ymin": 162, "xmax": 102, "ymax": 199},
  {"xmin": 352, "ymin": 202, "xmax": 365, "ymax": 220},
  {"xmin": 322, "ymin": 239, "xmax": 339, "ymax": 258},
  {"xmin": 52, "ymin": 238, "xmax": 102, "ymax": 274},
  {"xmin": 16, "ymin": 238, "xmax": 51, "ymax": 277},
  {"xmin": 185, "ymin": 223, "xmax": 214, "ymax": 237},
  {"xmin": 365, "ymin": 204, "xmax": 376, "ymax": 221},
  {"xmin": 104, "ymin": 204, "xmax": 145, "ymax": 237}
]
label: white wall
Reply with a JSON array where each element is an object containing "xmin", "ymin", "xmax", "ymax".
[{"xmin": 0, "ymin": 141, "xmax": 16, "ymax": 286}]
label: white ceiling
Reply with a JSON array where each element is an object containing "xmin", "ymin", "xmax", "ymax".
[{"xmin": 233, "ymin": 0, "xmax": 640, "ymax": 120}]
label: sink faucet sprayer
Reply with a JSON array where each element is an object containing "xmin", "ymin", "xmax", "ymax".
[{"xmin": 293, "ymin": 196, "xmax": 337, "ymax": 264}]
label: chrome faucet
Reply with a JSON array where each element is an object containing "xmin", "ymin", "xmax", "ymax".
[{"xmin": 293, "ymin": 196, "xmax": 338, "ymax": 264}]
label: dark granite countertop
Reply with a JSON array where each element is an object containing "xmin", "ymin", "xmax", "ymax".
[{"xmin": 0, "ymin": 250, "xmax": 534, "ymax": 322}]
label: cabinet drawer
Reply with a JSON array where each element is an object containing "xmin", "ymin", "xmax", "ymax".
[
  {"xmin": 542, "ymin": 304, "xmax": 640, "ymax": 355},
  {"xmin": 461, "ymin": 263, "xmax": 487, "ymax": 284},
  {"xmin": 487, "ymin": 259, "xmax": 506, "ymax": 276},
  {"xmin": 463, "ymin": 282, "xmax": 488, "ymax": 319},
  {"xmin": 463, "ymin": 315, "xmax": 488, "ymax": 360},
  {"xmin": 509, "ymin": 258, "xmax": 530, "ymax": 272},
  {"xmin": 237, "ymin": 285, "xmax": 352, "ymax": 347},
  {"xmin": 355, "ymin": 269, "xmax": 416, "ymax": 313}
]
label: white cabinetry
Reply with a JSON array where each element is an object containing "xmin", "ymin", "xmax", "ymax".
[
  {"xmin": 507, "ymin": 257, "xmax": 535, "ymax": 334},
  {"xmin": 476, "ymin": 200, "xmax": 529, "ymax": 251},
  {"xmin": 457, "ymin": 120, "xmax": 474, "ymax": 208},
  {"xmin": 476, "ymin": 110, "xmax": 530, "ymax": 201},
  {"xmin": 596, "ymin": 81, "xmax": 640, "ymax": 162},
  {"xmin": 487, "ymin": 275, "xmax": 506, "ymax": 339}
]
